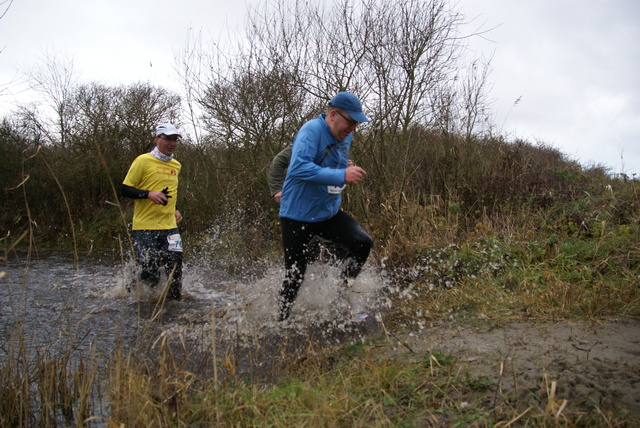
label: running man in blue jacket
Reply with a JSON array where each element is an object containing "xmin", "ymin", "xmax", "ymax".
[{"xmin": 278, "ymin": 92, "xmax": 373, "ymax": 321}]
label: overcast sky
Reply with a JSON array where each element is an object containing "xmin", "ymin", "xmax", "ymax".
[{"xmin": 1, "ymin": 0, "xmax": 638, "ymax": 176}]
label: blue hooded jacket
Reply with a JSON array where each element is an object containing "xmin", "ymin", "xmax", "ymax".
[{"xmin": 279, "ymin": 114, "xmax": 350, "ymax": 222}]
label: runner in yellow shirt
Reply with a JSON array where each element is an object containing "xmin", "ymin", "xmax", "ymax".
[{"xmin": 121, "ymin": 123, "xmax": 184, "ymax": 300}]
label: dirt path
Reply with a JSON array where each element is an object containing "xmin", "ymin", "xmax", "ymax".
[{"xmin": 379, "ymin": 316, "xmax": 640, "ymax": 417}]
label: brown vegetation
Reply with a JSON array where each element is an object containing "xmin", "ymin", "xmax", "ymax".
[{"xmin": 1, "ymin": 0, "xmax": 638, "ymax": 426}]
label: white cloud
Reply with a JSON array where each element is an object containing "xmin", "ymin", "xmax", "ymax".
[{"xmin": 459, "ymin": 0, "xmax": 640, "ymax": 175}]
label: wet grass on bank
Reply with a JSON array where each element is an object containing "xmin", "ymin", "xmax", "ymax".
[
  {"xmin": 2, "ymin": 163, "xmax": 638, "ymax": 426},
  {"xmin": 2, "ymin": 220, "xmax": 638, "ymax": 426}
]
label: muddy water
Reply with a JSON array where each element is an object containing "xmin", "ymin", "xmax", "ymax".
[{"xmin": 0, "ymin": 250, "xmax": 386, "ymax": 381}]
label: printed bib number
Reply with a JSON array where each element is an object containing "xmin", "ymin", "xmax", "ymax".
[
  {"xmin": 167, "ymin": 233, "xmax": 183, "ymax": 252},
  {"xmin": 327, "ymin": 185, "xmax": 346, "ymax": 195}
]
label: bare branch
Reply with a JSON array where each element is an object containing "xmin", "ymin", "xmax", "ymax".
[{"xmin": 0, "ymin": 0, "xmax": 14, "ymax": 21}]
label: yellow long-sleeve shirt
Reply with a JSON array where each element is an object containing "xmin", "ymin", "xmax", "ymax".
[{"xmin": 123, "ymin": 153, "xmax": 181, "ymax": 230}]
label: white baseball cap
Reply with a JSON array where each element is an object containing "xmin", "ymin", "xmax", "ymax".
[{"xmin": 155, "ymin": 123, "xmax": 182, "ymax": 137}]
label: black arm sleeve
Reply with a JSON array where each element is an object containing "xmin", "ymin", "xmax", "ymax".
[{"xmin": 121, "ymin": 184, "xmax": 149, "ymax": 200}]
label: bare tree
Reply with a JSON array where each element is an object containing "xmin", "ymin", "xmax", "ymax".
[
  {"xmin": 21, "ymin": 52, "xmax": 79, "ymax": 147},
  {"xmin": 176, "ymin": 0, "xmax": 495, "ymax": 209},
  {"xmin": 175, "ymin": 28, "xmax": 208, "ymax": 145},
  {"xmin": 460, "ymin": 57, "xmax": 493, "ymax": 140},
  {"xmin": 431, "ymin": 56, "xmax": 493, "ymax": 140}
]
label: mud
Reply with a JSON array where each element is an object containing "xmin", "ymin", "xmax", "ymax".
[{"xmin": 378, "ymin": 316, "xmax": 640, "ymax": 416}]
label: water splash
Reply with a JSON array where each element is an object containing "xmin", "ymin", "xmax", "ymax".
[{"xmin": 1, "ymin": 250, "xmax": 389, "ymax": 380}]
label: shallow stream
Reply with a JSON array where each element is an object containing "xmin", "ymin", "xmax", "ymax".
[{"xmin": 1, "ymin": 249, "xmax": 386, "ymax": 382}]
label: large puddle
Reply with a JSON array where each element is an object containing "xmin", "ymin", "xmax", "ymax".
[{"xmin": 1, "ymin": 249, "xmax": 387, "ymax": 381}]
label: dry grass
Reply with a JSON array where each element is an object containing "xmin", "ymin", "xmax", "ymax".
[
  {"xmin": 1, "ymin": 126, "xmax": 638, "ymax": 426},
  {"xmin": 1, "ymin": 241, "xmax": 637, "ymax": 427}
]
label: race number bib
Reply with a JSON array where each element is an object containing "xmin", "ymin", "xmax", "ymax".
[
  {"xmin": 167, "ymin": 233, "xmax": 183, "ymax": 252},
  {"xmin": 327, "ymin": 185, "xmax": 346, "ymax": 194}
]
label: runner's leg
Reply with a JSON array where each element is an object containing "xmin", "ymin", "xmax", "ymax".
[
  {"xmin": 317, "ymin": 211, "xmax": 373, "ymax": 280},
  {"xmin": 279, "ymin": 218, "xmax": 314, "ymax": 320},
  {"xmin": 132, "ymin": 230, "xmax": 161, "ymax": 289}
]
